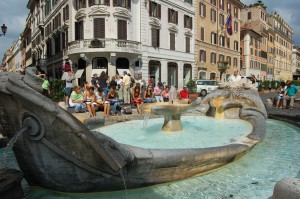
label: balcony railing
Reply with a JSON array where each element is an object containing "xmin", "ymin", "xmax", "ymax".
[{"xmin": 68, "ymin": 39, "xmax": 142, "ymax": 54}]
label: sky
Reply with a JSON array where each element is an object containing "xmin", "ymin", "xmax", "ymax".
[{"xmin": 1, "ymin": 0, "xmax": 300, "ymax": 60}]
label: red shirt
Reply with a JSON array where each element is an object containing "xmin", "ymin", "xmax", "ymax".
[{"xmin": 180, "ymin": 90, "xmax": 189, "ymax": 99}]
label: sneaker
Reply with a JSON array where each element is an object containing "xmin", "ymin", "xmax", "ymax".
[{"xmin": 289, "ymin": 107, "xmax": 293, "ymax": 110}]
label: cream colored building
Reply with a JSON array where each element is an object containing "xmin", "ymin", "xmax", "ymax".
[
  {"xmin": 292, "ymin": 46, "xmax": 300, "ymax": 80},
  {"xmin": 196, "ymin": 0, "xmax": 243, "ymax": 82},
  {"xmin": 240, "ymin": 2, "xmax": 268, "ymax": 80},
  {"xmin": 267, "ymin": 11, "xmax": 293, "ymax": 81}
]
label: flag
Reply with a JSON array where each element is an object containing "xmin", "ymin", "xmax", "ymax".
[{"xmin": 225, "ymin": 14, "xmax": 233, "ymax": 36}]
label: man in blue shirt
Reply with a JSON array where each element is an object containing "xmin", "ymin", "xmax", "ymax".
[{"xmin": 283, "ymin": 81, "xmax": 299, "ymax": 110}]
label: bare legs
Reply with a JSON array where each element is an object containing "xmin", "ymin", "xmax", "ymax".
[
  {"xmin": 104, "ymin": 103, "xmax": 110, "ymax": 117},
  {"xmin": 86, "ymin": 103, "xmax": 96, "ymax": 117}
]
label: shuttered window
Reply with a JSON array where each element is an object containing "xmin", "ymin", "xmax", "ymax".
[
  {"xmin": 200, "ymin": 3, "xmax": 206, "ymax": 17},
  {"xmin": 168, "ymin": 9, "xmax": 178, "ymax": 24},
  {"xmin": 152, "ymin": 28, "xmax": 160, "ymax": 47},
  {"xmin": 75, "ymin": 21, "xmax": 84, "ymax": 40},
  {"xmin": 94, "ymin": 18, "xmax": 105, "ymax": 38},
  {"xmin": 113, "ymin": 0, "xmax": 130, "ymax": 9},
  {"xmin": 118, "ymin": 20, "xmax": 127, "ymax": 40},
  {"xmin": 149, "ymin": 1, "xmax": 161, "ymax": 19},
  {"xmin": 170, "ymin": 33, "xmax": 175, "ymax": 50},
  {"xmin": 185, "ymin": 37, "xmax": 190, "ymax": 53},
  {"xmin": 201, "ymin": 27, "xmax": 204, "ymax": 41}
]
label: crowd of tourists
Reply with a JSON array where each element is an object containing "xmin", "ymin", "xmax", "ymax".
[{"xmin": 52, "ymin": 70, "xmax": 192, "ymax": 117}]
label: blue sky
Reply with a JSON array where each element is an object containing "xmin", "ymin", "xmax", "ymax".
[{"xmin": 1, "ymin": 0, "xmax": 300, "ymax": 59}]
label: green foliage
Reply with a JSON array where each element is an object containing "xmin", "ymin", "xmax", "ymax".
[
  {"xmin": 50, "ymin": 80, "xmax": 65, "ymax": 102},
  {"xmin": 186, "ymin": 79, "xmax": 197, "ymax": 94},
  {"xmin": 291, "ymin": 80, "xmax": 300, "ymax": 86}
]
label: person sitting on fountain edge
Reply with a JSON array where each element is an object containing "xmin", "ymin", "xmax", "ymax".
[{"xmin": 179, "ymin": 86, "xmax": 192, "ymax": 104}]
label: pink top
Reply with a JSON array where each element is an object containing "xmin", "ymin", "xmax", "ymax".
[{"xmin": 153, "ymin": 86, "xmax": 162, "ymax": 96}]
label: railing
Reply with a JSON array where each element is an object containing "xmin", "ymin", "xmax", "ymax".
[{"xmin": 69, "ymin": 39, "xmax": 141, "ymax": 53}]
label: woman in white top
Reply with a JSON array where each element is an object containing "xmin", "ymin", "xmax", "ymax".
[{"xmin": 83, "ymin": 86, "xmax": 96, "ymax": 117}]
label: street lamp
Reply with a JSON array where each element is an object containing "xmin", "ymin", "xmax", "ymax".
[
  {"xmin": 0, "ymin": 24, "xmax": 7, "ymax": 37},
  {"xmin": 217, "ymin": 61, "xmax": 229, "ymax": 82}
]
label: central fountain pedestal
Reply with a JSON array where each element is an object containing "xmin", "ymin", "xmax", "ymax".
[{"xmin": 151, "ymin": 103, "xmax": 192, "ymax": 132}]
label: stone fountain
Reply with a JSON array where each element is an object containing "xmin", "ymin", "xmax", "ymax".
[{"xmin": 0, "ymin": 68, "xmax": 267, "ymax": 193}]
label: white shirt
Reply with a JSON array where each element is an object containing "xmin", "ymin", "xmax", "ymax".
[{"xmin": 228, "ymin": 75, "xmax": 242, "ymax": 82}]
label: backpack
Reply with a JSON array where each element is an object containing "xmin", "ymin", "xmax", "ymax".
[{"xmin": 123, "ymin": 106, "xmax": 132, "ymax": 114}]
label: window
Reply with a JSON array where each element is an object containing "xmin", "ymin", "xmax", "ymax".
[
  {"xmin": 227, "ymin": 38, "xmax": 230, "ymax": 48},
  {"xmin": 211, "ymin": 0, "xmax": 216, "ymax": 6},
  {"xmin": 234, "ymin": 41, "xmax": 238, "ymax": 51},
  {"xmin": 149, "ymin": 1, "xmax": 161, "ymax": 19},
  {"xmin": 234, "ymin": 21, "xmax": 238, "ymax": 32},
  {"xmin": 211, "ymin": 32, "xmax": 217, "ymax": 44},
  {"xmin": 227, "ymin": 56, "xmax": 231, "ymax": 65},
  {"xmin": 200, "ymin": 27, "xmax": 205, "ymax": 41},
  {"xmin": 227, "ymin": 2, "xmax": 231, "ymax": 14},
  {"xmin": 211, "ymin": 9, "xmax": 216, "ymax": 22},
  {"xmin": 219, "ymin": 54, "xmax": 224, "ymax": 62},
  {"xmin": 200, "ymin": 50, "xmax": 206, "ymax": 62},
  {"xmin": 233, "ymin": 58, "xmax": 237, "ymax": 67},
  {"xmin": 219, "ymin": 35, "xmax": 225, "ymax": 47},
  {"xmin": 75, "ymin": 0, "xmax": 86, "ymax": 9},
  {"xmin": 113, "ymin": 0, "xmax": 130, "ymax": 9},
  {"xmin": 89, "ymin": 0, "xmax": 110, "ymax": 6},
  {"xmin": 248, "ymin": 12, "xmax": 251, "ymax": 20},
  {"xmin": 63, "ymin": 5, "xmax": 69, "ymax": 21},
  {"xmin": 118, "ymin": 20, "xmax": 127, "ymax": 40},
  {"xmin": 94, "ymin": 18, "xmax": 105, "ymax": 38},
  {"xmin": 184, "ymin": 0, "xmax": 193, "ymax": 4},
  {"xmin": 234, "ymin": 7, "xmax": 238, "ymax": 18},
  {"xmin": 211, "ymin": 52, "xmax": 216, "ymax": 64},
  {"xmin": 168, "ymin": 9, "xmax": 178, "ymax": 24},
  {"xmin": 219, "ymin": 0, "xmax": 224, "ymax": 10},
  {"xmin": 219, "ymin": 14, "xmax": 224, "ymax": 26},
  {"xmin": 186, "ymin": 37, "xmax": 190, "ymax": 53},
  {"xmin": 170, "ymin": 33, "xmax": 175, "ymax": 50},
  {"xmin": 200, "ymin": 3, "xmax": 206, "ymax": 17},
  {"xmin": 152, "ymin": 28, "xmax": 160, "ymax": 47},
  {"xmin": 184, "ymin": 15, "xmax": 193, "ymax": 29},
  {"xmin": 75, "ymin": 21, "xmax": 84, "ymax": 40}
]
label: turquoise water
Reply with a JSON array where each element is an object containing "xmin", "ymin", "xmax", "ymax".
[
  {"xmin": 1, "ymin": 119, "xmax": 299, "ymax": 198},
  {"xmin": 98, "ymin": 116, "xmax": 253, "ymax": 149}
]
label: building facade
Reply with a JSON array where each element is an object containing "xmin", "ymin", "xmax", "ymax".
[
  {"xmin": 266, "ymin": 26, "xmax": 275, "ymax": 80},
  {"xmin": 27, "ymin": 0, "xmax": 195, "ymax": 88},
  {"xmin": 196, "ymin": 0, "xmax": 243, "ymax": 82},
  {"xmin": 292, "ymin": 45, "xmax": 300, "ymax": 80},
  {"xmin": 240, "ymin": 27, "xmax": 262, "ymax": 79},
  {"xmin": 267, "ymin": 11, "xmax": 293, "ymax": 81},
  {"xmin": 240, "ymin": 2, "xmax": 268, "ymax": 80}
]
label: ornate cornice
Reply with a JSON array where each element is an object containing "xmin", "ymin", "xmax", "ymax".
[
  {"xmin": 149, "ymin": 18, "xmax": 161, "ymax": 29},
  {"xmin": 168, "ymin": 24, "xmax": 178, "ymax": 33},
  {"xmin": 113, "ymin": 8, "xmax": 131, "ymax": 20},
  {"xmin": 75, "ymin": 8, "xmax": 87, "ymax": 21},
  {"xmin": 88, "ymin": 7, "xmax": 110, "ymax": 17},
  {"xmin": 184, "ymin": 29, "xmax": 193, "ymax": 37}
]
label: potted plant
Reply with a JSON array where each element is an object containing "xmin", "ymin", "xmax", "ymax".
[{"xmin": 186, "ymin": 79, "xmax": 198, "ymax": 100}]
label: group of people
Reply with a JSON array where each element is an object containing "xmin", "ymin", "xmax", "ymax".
[
  {"xmin": 275, "ymin": 81, "xmax": 299, "ymax": 110},
  {"xmin": 61, "ymin": 69, "xmax": 195, "ymax": 117}
]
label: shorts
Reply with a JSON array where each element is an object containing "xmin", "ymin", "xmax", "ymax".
[{"xmin": 66, "ymin": 87, "xmax": 73, "ymax": 97}]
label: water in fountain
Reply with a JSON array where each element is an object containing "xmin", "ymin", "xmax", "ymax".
[
  {"xmin": 1, "ymin": 128, "xmax": 27, "ymax": 168},
  {"xmin": 169, "ymin": 86, "xmax": 178, "ymax": 104},
  {"xmin": 8, "ymin": 119, "xmax": 298, "ymax": 198},
  {"xmin": 143, "ymin": 114, "xmax": 150, "ymax": 133}
]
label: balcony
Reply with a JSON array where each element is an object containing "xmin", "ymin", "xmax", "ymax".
[{"xmin": 68, "ymin": 39, "xmax": 142, "ymax": 55}]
